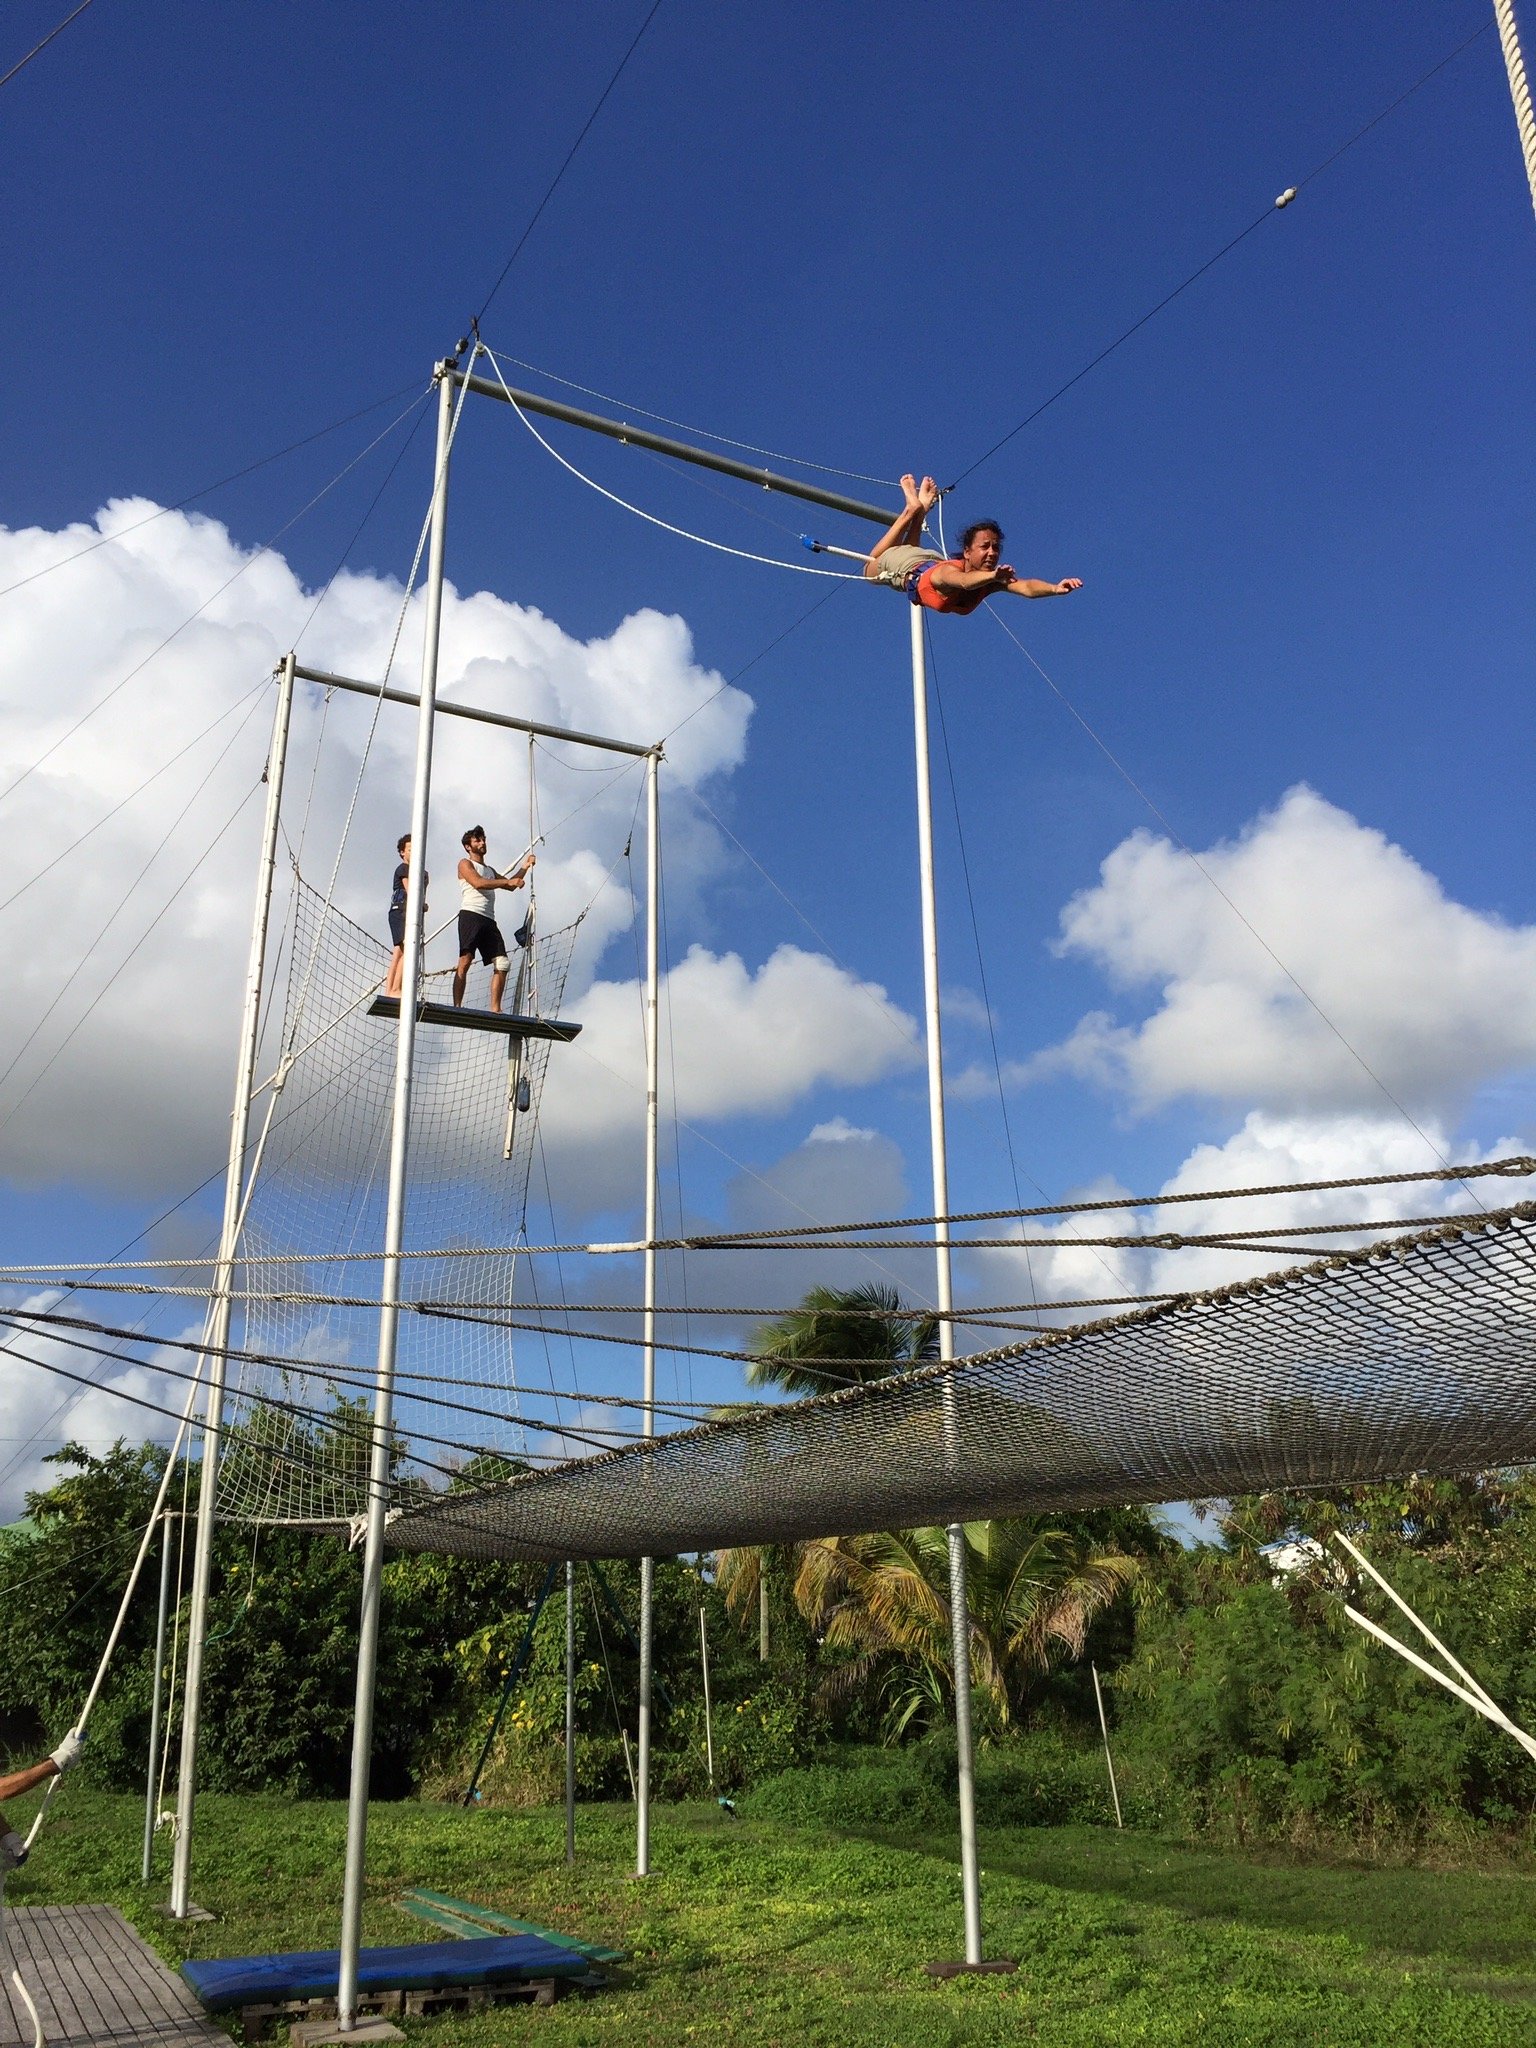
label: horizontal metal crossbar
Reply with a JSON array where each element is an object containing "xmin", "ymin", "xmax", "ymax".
[
  {"xmin": 452, "ymin": 369, "xmax": 895, "ymax": 527},
  {"xmin": 289, "ymin": 664, "xmax": 657, "ymax": 758}
]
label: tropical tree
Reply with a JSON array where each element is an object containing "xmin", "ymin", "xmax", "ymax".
[
  {"xmin": 744, "ymin": 1283, "xmax": 937, "ymax": 1397},
  {"xmin": 791, "ymin": 1517, "xmax": 1142, "ymax": 1738}
]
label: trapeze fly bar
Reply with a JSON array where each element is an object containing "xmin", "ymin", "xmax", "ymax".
[
  {"xmin": 289, "ymin": 663, "xmax": 656, "ymax": 760},
  {"xmin": 451, "ymin": 370, "xmax": 894, "ymax": 527},
  {"xmin": 367, "ymin": 995, "xmax": 581, "ymax": 1042}
]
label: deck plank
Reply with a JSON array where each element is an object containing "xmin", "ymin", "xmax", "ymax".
[{"xmin": 0, "ymin": 1904, "xmax": 228, "ymax": 2046}]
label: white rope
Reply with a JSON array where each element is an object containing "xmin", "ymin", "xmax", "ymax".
[
  {"xmin": 0, "ymin": 1874, "xmax": 43, "ymax": 2048},
  {"xmin": 482, "ymin": 349, "xmax": 865, "ymax": 582},
  {"xmin": 1495, "ymin": 0, "xmax": 1536, "ymax": 222},
  {"xmin": 20, "ymin": 1344, "xmax": 209, "ymax": 1857}
]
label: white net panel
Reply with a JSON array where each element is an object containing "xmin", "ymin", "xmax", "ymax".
[
  {"xmin": 381, "ymin": 1206, "xmax": 1536, "ymax": 1561},
  {"xmin": 216, "ymin": 875, "xmax": 581, "ymax": 1526}
]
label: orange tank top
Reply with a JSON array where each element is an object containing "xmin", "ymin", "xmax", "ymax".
[{"xmin": 910, "ymin": 560, "xmax": 989, "ymax": 616}]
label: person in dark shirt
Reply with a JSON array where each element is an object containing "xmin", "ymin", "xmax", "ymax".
[{"xmin": 384, "ymin": 833, "xmax": 427, "ymax": 998}]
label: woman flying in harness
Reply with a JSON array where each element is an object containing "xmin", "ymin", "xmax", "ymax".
[{"xmin": 864, "ymin": 474, "xmax": 1082, "ymax": 613}]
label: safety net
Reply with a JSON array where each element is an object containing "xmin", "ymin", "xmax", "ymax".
[{"xmin": 383, "ymin": 1205, "xmax": 1536, "ymax": 1560}]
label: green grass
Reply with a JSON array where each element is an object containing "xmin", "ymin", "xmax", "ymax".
[{"xmin": 6, "ymin": 1789, "xmax": 1536, "ymax": 2045}]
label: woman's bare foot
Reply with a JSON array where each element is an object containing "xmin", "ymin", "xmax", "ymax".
[
  {"xmin": 917, "ymin": 476, "xmax": 939, "ymax": 511},
  {"xmin": 900, "ymin": 472, "xmax": 922, "ymax": 512}
]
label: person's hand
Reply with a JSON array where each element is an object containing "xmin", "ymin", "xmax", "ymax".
[
  {"xmin": 49, "ymin": 1729, "xmax": 84, "ymax": 1774},
  {"xmin": 1055, "ymin": 578, "xmax": 1083, "ymax": 594},
  {"xmin": 0, "ymin": 1831, "xmax": 27, "ymax": 1871},
  {"xmin": 995, "ymin": 564, "xmax": 1016, "ymax": 587}
]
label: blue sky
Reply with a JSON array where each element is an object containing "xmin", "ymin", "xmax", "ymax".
[{"xmin": 1, "ymin": 0, "xmax": 1534, "ymax": 1501}]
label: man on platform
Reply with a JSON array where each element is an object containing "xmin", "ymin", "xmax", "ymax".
[
  {"xmin": 454, "ymin": 826, "xmax": 534, "ymax": 1014},
  {"xmin": 864, "ymin": 474, "xmax": 1082, "ymax": 613},
  {"xmin": 383, "ymin": 832, "xmax": 426, "ymax": 1000}
]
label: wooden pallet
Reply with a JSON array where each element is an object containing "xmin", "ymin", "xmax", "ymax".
[
  {"xmin": 235, "ymin": 1974, "xmax": 563, "ymax": 2039},
  {"xmin": 0, "ymin": 1902, "xmax": 229, "ymax": 2047}
]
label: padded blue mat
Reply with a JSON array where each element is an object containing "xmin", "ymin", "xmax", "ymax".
[{"xmin": 183, "ymin": 1933, "xmax": 587, "ymax": 2008}]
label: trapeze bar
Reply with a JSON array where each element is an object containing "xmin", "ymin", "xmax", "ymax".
[
  {"xmin": 451, "ymin": 370, "xmax": 893, "ymax": 527},
  {"xmin": 367, "ymin": 996, "xmax": 582, "ymax": 1042},
  {"xmin": 289, "ymin": 665, "xmax": 655, "ymax": 759}
]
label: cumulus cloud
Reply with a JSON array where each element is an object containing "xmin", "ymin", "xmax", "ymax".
[
  {"xmin": 1024, "ymin": 786, "xmax": 1536, "ymax": 1119},
  {"xmin": 0, "ymin": 1293, "xmax": 189, "ymax": 1519},
  {"xmin": 965, "ymin": 1110, "xmax": 1536, "ymax": 1322},
  {"xmin": 0, "ymin": 500, "xmax": 916, "ymax": 1203}
]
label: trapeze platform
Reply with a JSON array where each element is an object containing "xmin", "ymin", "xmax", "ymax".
[{"xmin": 368, "ymin": 996, "xmax": 581, "ymax": 1042}]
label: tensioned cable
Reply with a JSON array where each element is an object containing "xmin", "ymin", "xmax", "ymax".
[
  {"xmin": 491, "ymin": 348, "xmax": 892, "ymax": 487},
  {"xmin": 0, "ymin": 772, "xmax": 265, "ymax": 1138},
  {"xmin": 0, "ymin": 1309, "xmax": 719, "ymax": 1440},
  {"xmin": 0, "ymin": 0, "xmax": 95, "ymax": 94},
  {"xmin": 0, "ymin": 1326, "xmax": 650, "ymax": 1471},
  {"xmin": 0, "ymin": 381, "xmax": 427, "ymax": 608},
  {"xmin": 0, "ymin": 388, "xmax": 430, "ymax": 813},
  {"xmin": 484, "ymin": 348, "xmax": 864, "ymax": 580},
  {"xmin": 475, "ymin": 0, "xmax": 666, "ymax": 324},
  {"xmin": 0, "ymin": 722, "xmax": 267, "ymax": 1120},
  {"xmin": 3, "ymin": 1163, "xmax": 1515, "ymax": 1269},
  {"xmin": 990, "ymin": 607, "xmax": 1484, "ymax": 1198},
  {"xmin": 947, "ymin": 17, "xmax": 1495, "ymax": 489}
]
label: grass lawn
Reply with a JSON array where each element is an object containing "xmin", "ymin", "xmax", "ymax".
[{"xmin": 6, "ymin": 1790, "xmax": 1535, "ymax": 2045}]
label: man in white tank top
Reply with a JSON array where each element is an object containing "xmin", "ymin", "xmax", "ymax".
[{"xmin": 454, "ymin": 824, "xmax": 535, "ymax": 1012}]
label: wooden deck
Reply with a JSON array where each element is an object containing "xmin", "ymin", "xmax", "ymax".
[{"xmin": 0, "ymin": 1904, "xmax": 228, "ymax": 2047}]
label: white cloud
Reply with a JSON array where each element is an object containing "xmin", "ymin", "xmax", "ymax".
[
  {"xmin": 0, "ymin": 1292, "xmax": 190, "ymax": 1520},
  {"xmin": 807, "ymin": 1116, "xmax": 878, "ymax": 1143},
  {"xmin": 0, "ymin": 501, "xmax": 916, "ymax": 1204},
  {"xmin": 1027, "ymin": 786, "xmax": 1536, "ymax": 1118}
]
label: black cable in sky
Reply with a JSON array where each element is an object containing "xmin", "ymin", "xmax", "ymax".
[
  {"xmin": 0, "ymin": 0, "xmax": 96, "ymax": 95},
  {"xmin": 475, "ymin": 0, "xmax": 667, "ymax": 325},
  {"xmin": 948, "ymin": 15, "xmax": 1495, "ymax": 490}
]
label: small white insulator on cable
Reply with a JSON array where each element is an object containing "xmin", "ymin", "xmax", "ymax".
[{"xmin": 1275, "ymin": 187, "xmax": 1298, "ymax": 209}]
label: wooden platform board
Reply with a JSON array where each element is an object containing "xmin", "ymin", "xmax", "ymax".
[
  {"xmin": 0, "ymin": 1903, "xmax": 229, "ymax": 2047},
  {"xmin": 367, "ymin": 996, "xmax": 580, "ymax": 1042}
]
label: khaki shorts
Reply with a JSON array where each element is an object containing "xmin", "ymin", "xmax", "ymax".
[{"xmin": 871, "ymin": 545, "xmax": 942, "ymax": 590}]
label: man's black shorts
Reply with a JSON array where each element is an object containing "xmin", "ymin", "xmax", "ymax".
[
  {"xmin": 388, "ymin": 908, "xmax": 406, "ymax": 947},
  {"xmin": 458, "ymin": 911, "xmax": 506, "ymax": 965}
]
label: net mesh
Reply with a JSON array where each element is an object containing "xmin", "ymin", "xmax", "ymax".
[
  {"xmin": 216, "ymin": 875, "xmax": 581, "ymax": 1526},
  {"xmin": 380, "ymin": 1206, "xmax": 1536, "ymax": 1560}
]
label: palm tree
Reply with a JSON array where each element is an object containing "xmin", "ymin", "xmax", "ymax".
[
  {"xmin": 744, "ymin": 1283, "xmax": 938, "ymax": 1397},
  {"xmin": 792, "ymin": 1519, "xmax": 1142, "ymax": 1737}
]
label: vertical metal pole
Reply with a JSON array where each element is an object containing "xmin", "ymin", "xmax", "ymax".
[
  {"xmin": 1495, "ymin": 0, "xmax": 1536, "ymax": 222},
  {"xmin": 170, "ymin": 654, "xmax": 295, "ymax": 1917},
  {"xmin": 758, "ymin": 1566, "xmax": 769, "ymax": 1663},
  {"xmin": 636, "ymin": 748, "xmax": 661, "ymax": 1877},
  {"xmin": 336, "ymin": 365, "xmax": 456, "ymax": 2026},
  {"xmin": 908, "ymin": 607, "xmax": 983, "ymax": 1966},
  {"xmin": 699, "ymin": 1601, "xmax": 715, "ymax": 1787},
  {"xmin": 565, "ymin": 1561, "xmax": 577, "ymax": 1866},
  {"xmin": 1092, "ymin": 1663, "xmax": 1123, "ymax": 1828},
  {"xmin": 141, "ymin": 1511, "xmax": 173, "ymax": 1884}
]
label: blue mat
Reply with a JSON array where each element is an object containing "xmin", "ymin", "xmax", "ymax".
[{"xmin": 183, "ymin": 1933, "xmax": 588, "ymax": 2009}]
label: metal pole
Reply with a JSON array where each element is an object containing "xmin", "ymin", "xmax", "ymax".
[
  {"xmin": 336, "ymin": 363, "xmax": 456, "ymax": 2027},
  {"xmin": 908, "ymin": 606, "xmax": 983, "ymax": 1966},
  {"xmin": 565, "ymin": 1561, "xmax": 577, "ymax": 1866},
  {"xmin": 170, "ymin": 653, "xmax": 294, "ymax": 1917},
  {"xmin": 699, "ymin": 1600, "xmax": 715, "ymax": 1788},
  {"xmin": 141, "ymin": 1511, "xmax": 173, "ymax": 1883},
  {"xmin": 1495, "ymin": 0, "xmax": 1536, "ymax": 222},
  {"xmin": 452, "ymin": 370, "xmax": 892, "ymax": 527},
  {"xmin": 759, "ymin": 1567, "xmax": 769, "ymax": 1663},
  {"xmin": 1091, "ymin": 1663, "xmax": 1123, "ymax": 1829},
  {"xmin": 636, "ymin": 749, "xmax": 661, "ymax": 1878}
]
